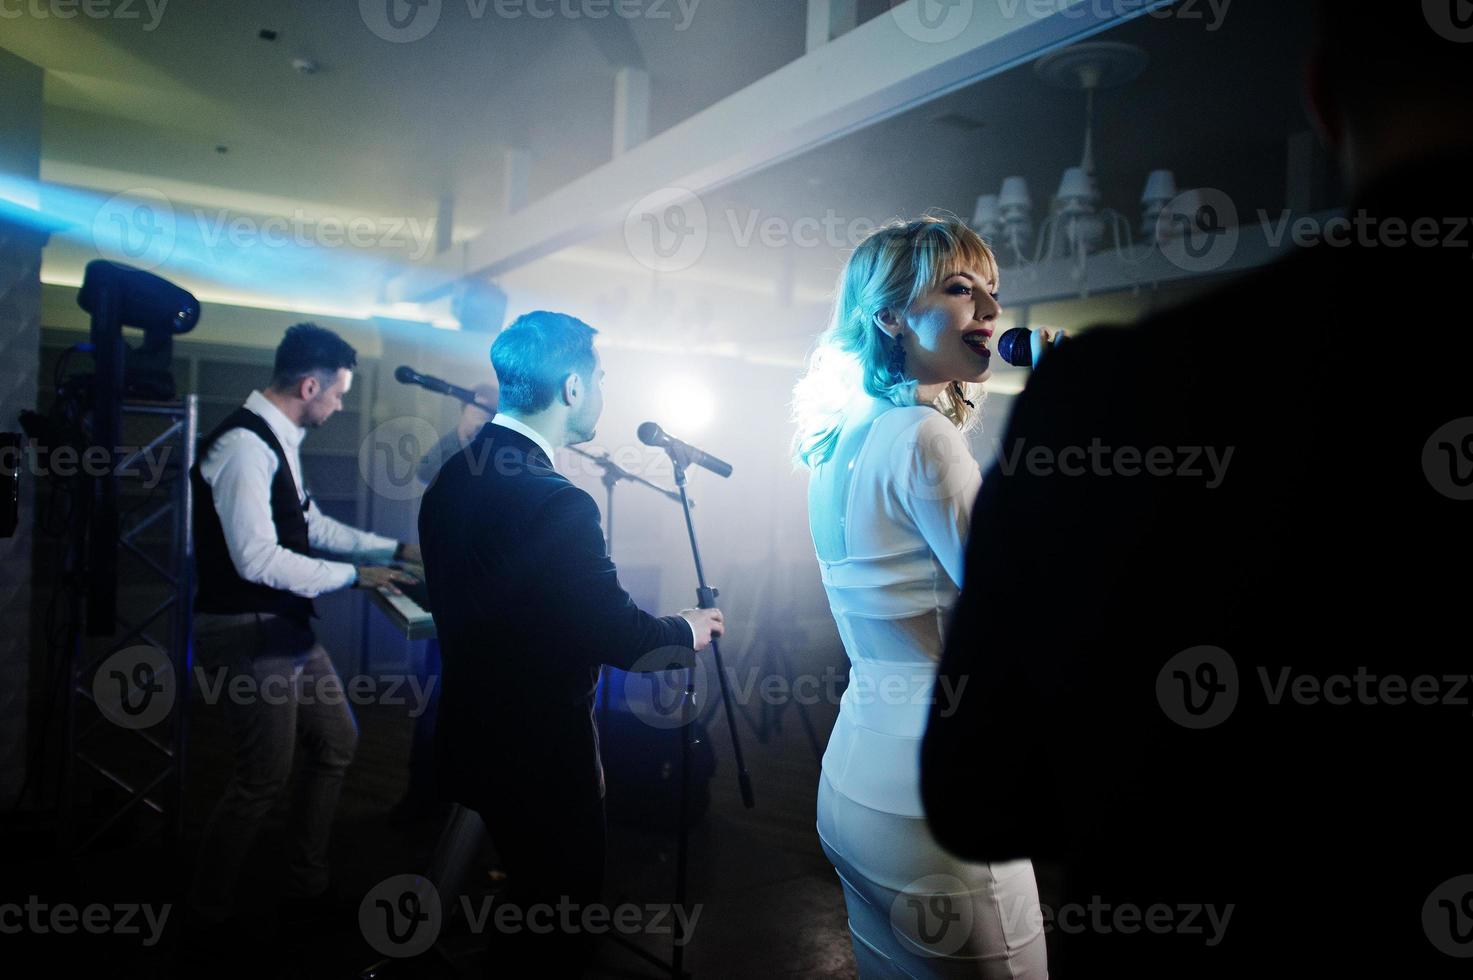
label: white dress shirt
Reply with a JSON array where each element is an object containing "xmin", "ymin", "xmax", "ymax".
[
  {"xmin": 488, "ymin": 413, "xmax": 557, "ymax": 468},
  {"xmin": 198, "ymin": 390, "xmax": 398, "ymax": 598},
  {"xmin": 488, "ymin": 413, "xmax": 699, "ymax": 649}
]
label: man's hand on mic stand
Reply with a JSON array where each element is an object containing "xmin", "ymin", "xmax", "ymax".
[
  {"xmin": 681, "ymin": 607, "xmax": 725, "ymax": 651},
  {"xmin": 355, "ymin": 564, "xmax": 419, "ymax": 595}
]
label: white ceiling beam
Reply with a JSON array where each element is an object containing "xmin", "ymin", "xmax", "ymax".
[
  {"xmin": 806, "ymin": 0, "xmax": 858, "ymax": 52},
  {"xmin": 613, "ymin": 67, "xmax": 651, "ymax": 158},
  {"xmin": 434, "ymin": 194, "xmax": 454, "ymax": 255},
  {"xmin": 389, "ymin": 0, "xmax": 1174, "ymax": 302},
  {"xmin": 502, "ymin": 148, "xmax": 531, "ymax": 215}
]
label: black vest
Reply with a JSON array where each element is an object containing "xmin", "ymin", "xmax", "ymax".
[{"xmin": 191, "ymin": 407, "xmax": 317, "ymax": 627}]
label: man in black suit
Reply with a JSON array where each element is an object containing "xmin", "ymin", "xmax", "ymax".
[
  {"xmin": 922, "ymin": 4, "xmax": 1471, "ymax": 976},
  {"xmin": 418, "ymin": 310, "xmax": 725, "ymax": 975}
]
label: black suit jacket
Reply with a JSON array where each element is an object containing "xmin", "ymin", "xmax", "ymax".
[
  {"xmin": 921, "ymin": 150, "xmax": 1473, "ymax": 975},
  {"xmin": 418, "ymin": 423, "xmax": 694, "ymax": 806}
]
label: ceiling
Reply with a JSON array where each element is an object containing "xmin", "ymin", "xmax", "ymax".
[
  {"xmin": 3, "ymin": 0, "xmax": 1330, "ymax": 361},
  {"xmin": 6, "ymin": 0, "xmax": 813, "ymax": 217}
]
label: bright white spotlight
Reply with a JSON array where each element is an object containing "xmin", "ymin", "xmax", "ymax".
[{"xmin": 655, "ymin": 377, "xmax": 716, "ymax": 434}]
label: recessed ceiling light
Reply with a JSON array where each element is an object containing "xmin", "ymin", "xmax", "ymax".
[{"xmin": 258, "ymin": 29, "xmax": 278, "ymax": 41}]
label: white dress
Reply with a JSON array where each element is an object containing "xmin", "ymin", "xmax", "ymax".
[{"xmin": 808, "ymin": 395, "xmax": 1047, "ymax": 979}]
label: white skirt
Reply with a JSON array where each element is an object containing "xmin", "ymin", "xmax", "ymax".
[{"xmin": 817, "ymin": 719, "xmax": 1047, "ymax": 979}]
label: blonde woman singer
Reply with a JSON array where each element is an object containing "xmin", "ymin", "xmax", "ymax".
[{"xmin": 793, "ymin": 216, "xmax": 1053, "ymax": 978}]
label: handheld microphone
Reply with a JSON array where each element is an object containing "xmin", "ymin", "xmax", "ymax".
[
  {"xmin": 638, "ymin": 422, "xmax": 733, "ymax": 479},
  {"xmin": 996, "ymin": 328, "xmax": 1037, "ymax": 368},
  {"xmin": 394, "ymin": 365, "xmax": 494, "ymax": 411},
  {"xmin": 995, "ymin": 327, "xmax": 1066, "ymax": 368}
]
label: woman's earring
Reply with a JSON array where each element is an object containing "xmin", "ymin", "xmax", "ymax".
[{"xmin": 888, "ymin": 332, "xmax": 907, "ymax": 382}]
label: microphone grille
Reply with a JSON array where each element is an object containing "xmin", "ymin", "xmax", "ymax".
[
  {"xmin": 637, "ymin": 421, "xmax": 662, "ymax": 447},
  {"xmin": 997, "ymin": 328, "xmax": 1034, "ymax": 368},
  {"xmin": 394, "ymin": 365, "xmax": 415, "ymax": 384}
]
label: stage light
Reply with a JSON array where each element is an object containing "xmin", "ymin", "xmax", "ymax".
[{"xmin": 655, "ymin": 377, "xmax": 716, "ymax": 434}]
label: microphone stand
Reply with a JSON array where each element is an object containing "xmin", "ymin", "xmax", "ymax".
[
  {"xmin": 566, "ymin": 445, "xmax": 690, "ymax": 735},
  {"xmin": 561, "ymin": 444, "xmax": 715, "ymax": 979},
  {"xmin": 566, "ymin": 446, "xmax": 687, "ymax": 554},
  {"xmin": 657, "ymin": 443, "xmax": 756, "ymax": 980}
]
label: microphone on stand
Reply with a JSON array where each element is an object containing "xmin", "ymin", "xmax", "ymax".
[
  {"xmin": 637, "ymin": 422, "xmax": 733, "ymax": 479},
  {"xmin": 394, "ymin": 365, "xmax": 495, "ymax": 412},
  {"xmin": 636, "ymin": 420, "xmax": 755, "ymax": 818}
]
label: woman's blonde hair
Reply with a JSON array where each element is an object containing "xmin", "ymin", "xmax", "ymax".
[{"xmin": 791, "ymin": 214, "xmax": 997, "ymax": 469}]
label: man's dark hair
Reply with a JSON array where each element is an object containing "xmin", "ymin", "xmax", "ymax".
[
  {"xmin": 490, "ymin": 311, "xmax": 598, "ymax": 414},
  {"xmin": 271, "ymin": 323, "xmax": 358, "ymax": 390},
  {"xmin": 1312, "ymin": 2, "xmax": 1469, "ymax": 118}
]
